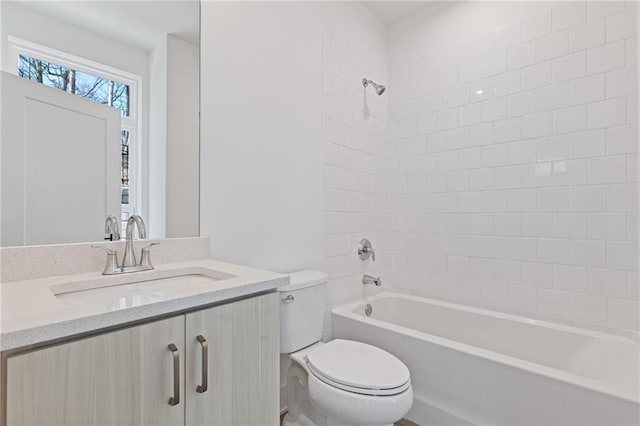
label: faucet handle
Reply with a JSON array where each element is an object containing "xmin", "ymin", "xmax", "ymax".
[
  {"xmin": 91, "ymin": 245, "xmax": 120, "ymax": 274},
  {"xmin": 139, "ymin": 241, "xmax": 159, "ymax": 268},
  {"xmin": 358, "ymin": 239, "xmax": 376, "ymax": 262},
  {"xmin": 140, "ymin": 241, "xmax": 160, "ymax": 251}
]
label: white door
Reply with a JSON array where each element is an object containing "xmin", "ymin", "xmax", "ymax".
[
  {"xmin": 185, "ymin": 293, "xmax": 280, "ymax": 426},
  {"xmin": 0, "ymin": 71, "xmax": 121, "ymax": 246},
  {"xmin": 4, "ymin": 316, "xmax": 185, "ymax": 426}
]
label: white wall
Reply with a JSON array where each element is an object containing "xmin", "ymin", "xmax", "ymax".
[
  {"xmin": 147, "ymin": 36, "xmax": 167, "ymax": 238},
  {"xmin": 166, "ymin": 35, "xmax": 200, "ymax": 238},
  {"xmin": 320, "ymin": 11, "xmax": 390, "ymax": 333},
  {"xmin": 0, "ymin": 2, "xmax": 148, "ymax": 78},
  {"xmin": 144, "ymin": 34, "xmax": 202, "ymax": 240},
  {"xmin": 387, "ymin": 1, "xmax": 639, "ymax": 331},
  {"xmin": 200, "ymin": 2, "xmax": 324, "ymax": 273}
]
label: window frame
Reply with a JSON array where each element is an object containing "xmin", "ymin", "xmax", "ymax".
[{"xmin": 7, "ymin": 35, "xmax": 144, "ymax": 225}]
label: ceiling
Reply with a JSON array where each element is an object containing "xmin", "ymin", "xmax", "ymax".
[
  {"xmin": 18, "ymin": 1, "xmax": 199, "ymax": 50},
  {"xmin": 362, "ymin": 1, "xmax": 434, "ymax": 25}
]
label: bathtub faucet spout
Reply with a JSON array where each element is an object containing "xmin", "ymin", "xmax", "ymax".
[{"xmin": 362, "ymin": 274, "xmax": 382, "ymax": 286}]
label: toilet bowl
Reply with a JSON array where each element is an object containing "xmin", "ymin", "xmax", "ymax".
[{"xmin": 281, "ymin": 271, "xmax": 413, "ymax": 426}]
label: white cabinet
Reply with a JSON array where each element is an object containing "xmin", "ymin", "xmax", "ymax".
[
  {"xmin": 185, "ymin": 292, "xmax": 280, "ymax": 425},
  {"xmin": 2, "ymin": 293, "xmax": 279, "ymax": 426},
  {"xmin": 5, "ymin": 316, "xmax": 185, "ymax": 426}
]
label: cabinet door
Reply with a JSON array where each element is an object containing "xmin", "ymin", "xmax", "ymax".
[
  {"xmin": 185, "ymin": 293, "xmax": 279, "ymax": 426},
  {"xmin": 5, "ymin": 316, "xmax": 185, "ymax": 426}
]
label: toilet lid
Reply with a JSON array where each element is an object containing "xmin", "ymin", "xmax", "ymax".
[{"xmin": 306, "ymin": 339, "xmax": 410, "ymax": 396}]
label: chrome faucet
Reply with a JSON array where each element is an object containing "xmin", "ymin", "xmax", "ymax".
[
  {"xmin": 104, "ymin": 215, "xmax": 120, "ymax": 241},
  {"xmin": 122, "ymin": 215, "xmax": 147, "ymax": 267},
  {"xmin": 362, "ymin": 274, "xmax": 382, "ymax": 286},
  {"xmin": 92, "ymin": 215, "xmax": 158, "ymax": 275}
]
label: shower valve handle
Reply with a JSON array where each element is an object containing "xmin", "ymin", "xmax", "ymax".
[{"xmin": 358, "ymin": 239, "xmax": 375, "ymax": 261}]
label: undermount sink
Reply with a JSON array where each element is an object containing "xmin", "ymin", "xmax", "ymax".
[{"xmin": 53, "ymin": 269, "xmax": 236, "ymax": 311}]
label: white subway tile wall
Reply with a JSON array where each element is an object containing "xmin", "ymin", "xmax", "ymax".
[
  {"xmin": 321, "ymin": 26, "xmax": 389, "ymax": 339},
  {"xmin": 321, "ymin": 2, "xmax": 638, "ymax": 333},
  {"xmin": 386, "ymin": 1, "xmax": 638, "ymax": 331}
]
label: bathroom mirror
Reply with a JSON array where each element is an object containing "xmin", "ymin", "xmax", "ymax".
[{"xmin": 0, "ymin": 0, "xmax": 200, "ymax": 247}]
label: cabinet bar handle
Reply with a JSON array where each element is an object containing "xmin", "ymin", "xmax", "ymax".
[
  {"xmin": 196, "ymin": 335, "xmax": 208, "ymax": 393},
  {"xmin": 168, "ymin": 343, "xmax": 180, "ymax": 406}
]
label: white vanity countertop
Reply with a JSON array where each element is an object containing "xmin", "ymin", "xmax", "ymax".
[{"xmin": 0, "ymin": 259, "xmax": 288, "ymax": 351}]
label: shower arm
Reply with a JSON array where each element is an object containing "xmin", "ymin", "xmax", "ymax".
[{"xmin": 362, "ymin": 77, "xmax": 386, "ymax": 95}]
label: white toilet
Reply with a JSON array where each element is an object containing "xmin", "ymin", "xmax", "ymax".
[{"xmin": 281, "ymin": 271, "xmax": 413, "ymax": 426}]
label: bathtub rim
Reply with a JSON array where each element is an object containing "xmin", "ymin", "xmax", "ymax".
[{"xmin": 332, "ymin": 291, "xmax": 640, "ymax": 405}]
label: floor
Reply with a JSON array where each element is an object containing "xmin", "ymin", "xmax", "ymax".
[{"xmin": 395, "ymin": 420, "xmax": 419, "ymax": 426}]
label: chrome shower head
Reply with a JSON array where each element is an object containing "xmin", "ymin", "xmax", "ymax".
[{"xmin": 362, "ymin": 78, "xmax": 386, "ymax": 96}]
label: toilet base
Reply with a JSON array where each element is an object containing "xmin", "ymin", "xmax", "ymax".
[
  {"xmin": 284, "ymin": 342, "xmax": 412, "ymax": 426},
  {"xmin": 284, "ymin": 361, "xmax": 327, "ymax": 426},
  {"xmin": 282, "ymin": 363, "xmax": 399, "ymax": 426}
]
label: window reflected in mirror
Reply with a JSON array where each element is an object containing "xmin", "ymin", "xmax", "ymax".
[{"xmin": 16, "ymin": 50, "xmax": 138, "ymax": 236}]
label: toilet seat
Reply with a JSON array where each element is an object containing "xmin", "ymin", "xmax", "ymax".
[
  {"xmin": 305, "ymin": 339, "xmax": 411, "ymax": 396},
  {"xmin": 306, "ymin": 360, "xmax": 414, "ymax": 426}
]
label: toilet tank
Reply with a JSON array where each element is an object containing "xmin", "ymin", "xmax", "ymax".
[{"xmin": 280, "ymin": 270, "xmax": 328, "ymax": 354}]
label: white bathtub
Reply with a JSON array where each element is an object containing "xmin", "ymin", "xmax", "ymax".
[{"xmin": 332, "ymin": 292, "xmax": 640, "ymax": 426}]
